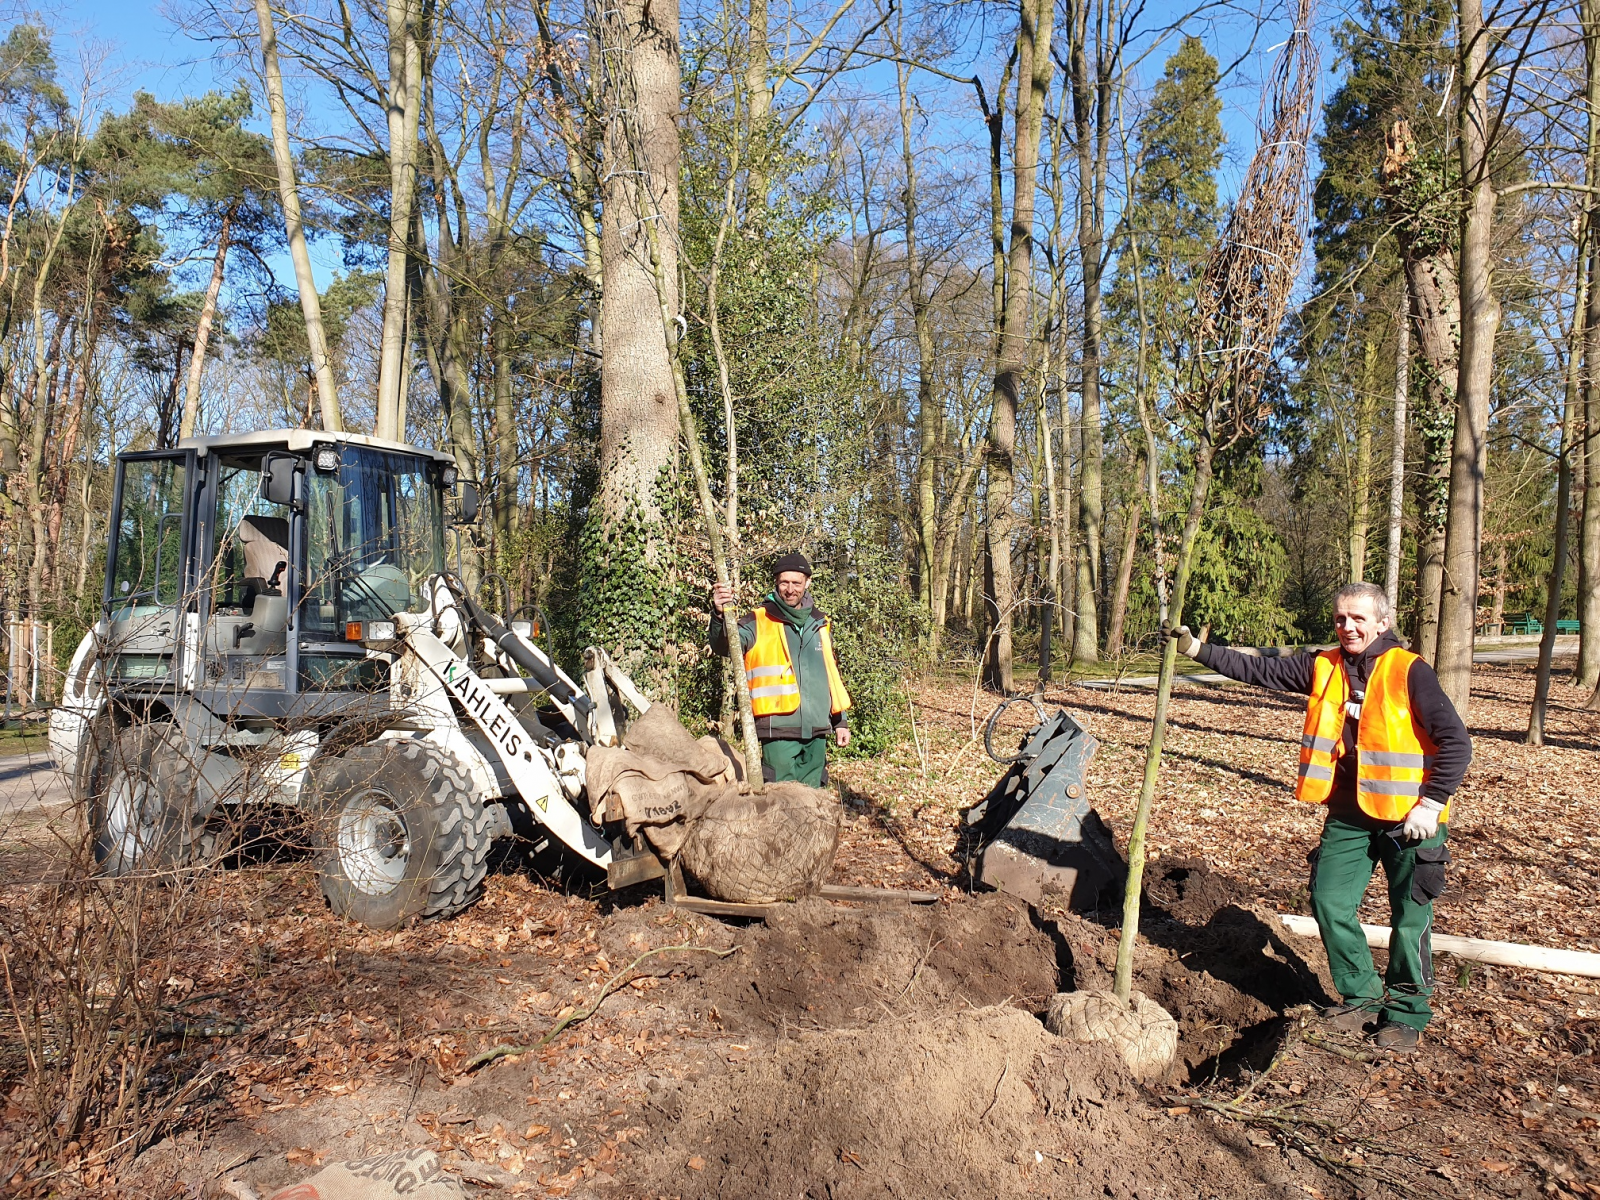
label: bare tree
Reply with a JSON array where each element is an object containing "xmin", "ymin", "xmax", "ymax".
[
  {"xmin": 252, "ymin": 0, "xmax": 342, "ymax": 433},
  {"xmin": 982, "ymin": 0, "xmax": 1055, "ymax": 693},
  {"xmin": 1433, "ymin": 0, "xmax": 1503, "ymax": 714}
]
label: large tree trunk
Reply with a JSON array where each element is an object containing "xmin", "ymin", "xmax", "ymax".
[
  {"xmin": 983, "ymin": 0, "xmax": 1055, "ymax": 693},
  {"xmin": 1384, "ymin": 284, "xmax": 1409, "ymax": 608},
  {"xmin": 179, "ymin": 205, "xmax": 234, "ymax": 441},
  {"xmin": 1434, "ymin": 0, "xmax": 1501, "ymax": 715},
  {"xmin": 1386, "ymin": 120, "xmax": 1459, "ymax": 661},
  {"xmin": 254, "ymin": 0, "xmax": 342, "ymax": 433},
  {"xmin": 597, "ymin": 0, "xmax": 680, "ymax": 670}
]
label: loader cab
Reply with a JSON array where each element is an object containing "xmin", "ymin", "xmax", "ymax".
[{"xmin": 102, "ymin": 431, "xmax": 457, "ymax": 716}]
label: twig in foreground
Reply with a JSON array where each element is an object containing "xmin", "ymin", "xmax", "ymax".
[{"xmin": 464, "ymin": 944, "xmax": 737, "ymax": 1071}]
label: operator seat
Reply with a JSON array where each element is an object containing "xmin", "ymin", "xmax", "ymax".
[
  {"xmin": 209, "ymin": 514, "xmax": 291, "ymax": 666},
  {"xmin": 239, "ymin": 515, "xmax": 290, "ymax": 604}
]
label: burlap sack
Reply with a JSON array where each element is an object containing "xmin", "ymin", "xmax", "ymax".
[
  {"xmin": 265, "ymin": 1149, "xmax": 466, "ymax": 1200},
  {"xmin": 622, "ymin": 705, "xmax": 731, "ymax": 780},
  {"xmin": 584, "ymin": 707, "xmax": 739, "ymax": 857},
  {"xmin": 676, "ymin": 781, "xmax": 841, "ymax": 904},
  {"xmin": 1043, "ymin": 989, "xmax": 1178, "ymax": 1081}
]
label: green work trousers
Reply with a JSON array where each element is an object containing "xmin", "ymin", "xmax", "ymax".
[
  {"xmin": 761, "ymin": 736, "xmax": 828, "ymax": 786},
  {"xmin": 1309, "ymin": 813, "xmax": 1449, "ymax": 1031}
]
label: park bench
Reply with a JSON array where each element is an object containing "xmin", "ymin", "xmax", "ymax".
[{"xmin": 1501, "ymin": 613, "xmax": 1542, "ymax": 635}]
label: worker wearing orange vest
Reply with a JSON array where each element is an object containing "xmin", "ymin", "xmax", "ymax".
[
  {"xmin": 710, "ymin": 554, "xmax": 852, "ymax": 786},
  {"xmin": 1166, "ymin": 581, "xmax": 1471, "ymax": 1053}
]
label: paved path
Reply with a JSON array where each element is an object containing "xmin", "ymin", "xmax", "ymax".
[
  {"xmin": 0, "ymin": 751, "xmax": 66, "ymax": 817},
  {"xmin": 1076, "ymin": 636, "xmax": 1576, "ymax": 690}
]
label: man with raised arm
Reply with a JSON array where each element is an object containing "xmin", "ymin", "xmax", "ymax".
[{"xmin": 1166, "ymin": 581, "xmax": 1471, "ymax": 1052}]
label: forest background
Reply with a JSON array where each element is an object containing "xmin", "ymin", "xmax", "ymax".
[{"xmin": 6, "ymin": 0, "xmax": 1593, "ymax": 751}]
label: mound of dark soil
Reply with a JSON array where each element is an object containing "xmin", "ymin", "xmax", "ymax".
[
  {"xmin": 670, "ymin": 892, "xmax": 1063, "ymax": 1033},
  {"xmin": 1142, "ymin": 856, "xmax": 1247, "ymax": 925}
]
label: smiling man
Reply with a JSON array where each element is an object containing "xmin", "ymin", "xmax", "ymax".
[
  {"xmin": 1166, "ymin": 581, "xmax": 1471, "ymax": 1052},
  {"xmin": 710, "ymin": 554, "xmax": 852, "ymax": 786}
]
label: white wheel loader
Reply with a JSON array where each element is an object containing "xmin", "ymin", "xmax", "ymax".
[{"xmin": 49, "ymin": 429, "xmax": 686, "ymax": 929}]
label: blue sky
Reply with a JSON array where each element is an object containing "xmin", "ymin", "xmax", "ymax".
[{"xmin": 49, "ymin": 0, "xmax": 1336, "ymax": 298}]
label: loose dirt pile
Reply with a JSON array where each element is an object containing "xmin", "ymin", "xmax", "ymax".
[{"xmin": 604, "ymin": 892, "xmax": 1339, "ymax": 1199}]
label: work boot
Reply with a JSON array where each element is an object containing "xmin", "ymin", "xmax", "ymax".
[
  {"xmin": 1317, "ymin": 1002, "xmax": 1378, "ymax": 1033},
  {"xmin": 1374, "ymin": 1021, "xmax": 1421, "ymax": 1053}
]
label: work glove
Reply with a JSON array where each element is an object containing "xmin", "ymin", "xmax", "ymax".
[
  {"xmin": 1162, "ymin": 624, "xmax": 1202, "ymax": 660},
  {"xmin": 1400, "ymin": 797, "xmax": 1444, "ymax": 843}
]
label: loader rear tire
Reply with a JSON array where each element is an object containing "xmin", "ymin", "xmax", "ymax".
[{"xmin": 309, "ymin": 739, "xmax": 495, "ymax": 930}]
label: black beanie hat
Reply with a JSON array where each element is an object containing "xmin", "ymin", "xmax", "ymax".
[{"xmin": 772, "ymin": 552, "xmax": 813, "ymax": 579}]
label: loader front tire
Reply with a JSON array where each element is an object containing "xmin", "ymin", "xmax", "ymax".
[
  {"xmin": 88, "ymin": 720, "xmax": 221, "ymax": 875},
  {"xmin": 310, "ymin": 739, "xmax": 494, "ymax": 929}
]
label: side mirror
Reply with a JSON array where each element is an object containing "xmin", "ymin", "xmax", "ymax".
[
  {"xmin": 458, "ymin": 481, "xmax": 480, "ymax": 525},
  {"xmin": 261, "ymin": 453, "xmax": 303, "ymax": 511}
]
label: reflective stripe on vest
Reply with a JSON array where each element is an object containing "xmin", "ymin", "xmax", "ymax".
[
  {"xmin": 741, "ymin": 608, "xmax": 853, "ymax": 719},
  {"xmin": 744, "ymin": 610, "xmax": 801, "ymax": 716},
  {"xmin": 1295, "ymin": 646, "xmax": 1447, "ymax": 823}
]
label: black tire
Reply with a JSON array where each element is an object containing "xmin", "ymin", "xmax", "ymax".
[
  {"xmin": 309, "ymin": 739, "xmax": 495, "ymax": 929},
  {"xmin": 87, "ymin": 720, "xmax": 219, "ymax": 875}
]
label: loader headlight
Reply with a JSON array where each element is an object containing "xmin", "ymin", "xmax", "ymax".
[
  {"xmin": 314, "ymin": 446, "xmax": 341, "ymax": 472},
  {"xmin": 346, "ymin": 619, "xmax": 398, "ymax": 644},
  {"xmin": 441, "ymin": 465, "xmax": 458, "ymax": 486}
]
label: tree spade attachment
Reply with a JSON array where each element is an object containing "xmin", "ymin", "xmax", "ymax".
[{"xmin": 961, "ymin": 702, "xmax": 1124, "ymax": 908}]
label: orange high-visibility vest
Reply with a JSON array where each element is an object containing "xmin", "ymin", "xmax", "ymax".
[
  {"xmin": 743, "ymin": 608, "xmax": 852, "ymax": 719},
  {"xmin": 1296, "ymin": 647, "xmax": 1447, "ymax": 823}
]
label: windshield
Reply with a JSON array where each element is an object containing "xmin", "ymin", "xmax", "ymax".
[
  {"xmin": 110, "ymin": 455, "xmax": 187, "ymax": 616},
  {"xmin": 304, "ymin": 448, "xmax": 445, "ymax": 637}
]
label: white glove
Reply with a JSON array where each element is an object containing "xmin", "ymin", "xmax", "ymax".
[
  {"xmin": 1400, "ymin": 797, "xmax": 1444, "ymax": 842},
  {"xmin": 1164, "ymin": 624, "xmax": 1202, "ymax": 660}
]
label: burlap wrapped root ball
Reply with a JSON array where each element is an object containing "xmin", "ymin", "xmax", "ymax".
[
  {"xmin": 1044, "ymin": 989, "xmax": 1178, "ymax": 1081},
  {"xmin": 676, "ymin": 782, "xmax": 841, "ymax": 904}
]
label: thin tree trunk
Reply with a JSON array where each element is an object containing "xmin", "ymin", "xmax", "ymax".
[
  {"xmin": 1069, "ymin": 0, "xmax": 1106, "ymax": 663},
  {"xmin": 179, "ymin": 205, "xmax": 234, "ymax": 441},
  {"xmin": 492, "ymin": 311, "xmax": 515, "ymax": 557},
  {"xmin": 1530, "ymin": 221, "xmax": 1586, "ymax": 742},
  {"xmin": 899, "ymin": 57, "xmax": 939, "ymax": 622},
  {"xmin": 1487, "ymin": 541, "xmax": 1507, "ymax": 634},
  {"xmin": 1434, "ymin": 0, "xmax": 1501, "ymax": 715},
  {"xmin": 1104, "ymin": 491, "xmax": 1141, "ymax": 657},
  {"xmin": 254, "ymin": 0, "xmax": 342, "ymax": 432},
  {"xmin": 1350, "ymin": 338, "xmax": 1376, "ymax": 581},
  {"xmin": 983, "ymin": 0, "xmax": 1054, "ymax": 692},
  {"xmin": 1582, "ymin": 0, "xmax": 1600, "ymax": 694},
  {"xmin": 377, "ymin": 0, "xmax": 421, "ymax": 440},
  {"xmin": 1384, "ymin": 283, "xmax": 1410, "ymax": 609},
  {"xmin": 1114, "ymin": 434, "xmax": 1214, "ymax": 998}
]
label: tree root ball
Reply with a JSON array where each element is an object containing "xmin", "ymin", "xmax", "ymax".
[
  {"xmin": 1044, "ymin": 989, "xmax": 1179, "ymax": 1081},
  {"xmin": 677, "ymin": 782, "xmax": 842, "ymax": 904}
]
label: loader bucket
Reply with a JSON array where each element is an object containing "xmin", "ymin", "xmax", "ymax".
[{"xmin": 961, "ymin": 703, "xmax": 1124, "ymax": 910}]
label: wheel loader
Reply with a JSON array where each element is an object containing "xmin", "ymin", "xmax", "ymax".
[
  {"xmin": 48, "ymin": 428, "xmax": 682, "ymax": 929},
  {"xmin": 49, "ymin": 427, "xmax": 1109, "ymax": 929}
]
